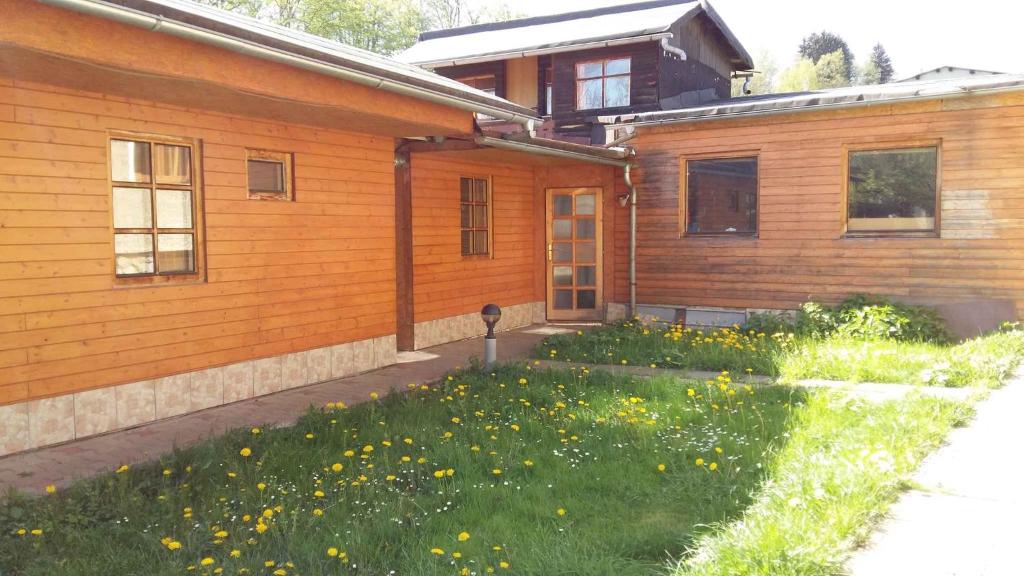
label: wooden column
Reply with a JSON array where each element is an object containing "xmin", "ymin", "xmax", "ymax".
[{"xmin": 394, "ymin": 145, "xmax": 415, "ymax": 350}]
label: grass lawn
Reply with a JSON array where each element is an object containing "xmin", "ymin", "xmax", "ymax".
[
  {"xmin": 1, "ymin": 365, "xmax": 970, "ymax": 576},
  {"xmin": 536, "ymin": 322, "xmax": 1024, "ymax": 387}
]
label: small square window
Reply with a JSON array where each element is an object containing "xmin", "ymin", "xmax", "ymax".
[
  {"xmin": 684, "ymin": 156, "xmax": 759, "ymax": 236},
  {"xmin": 246, "ymin": 149, "xmax": 293, "ymax": 200}
]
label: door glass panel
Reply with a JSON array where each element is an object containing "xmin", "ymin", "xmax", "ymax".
[
  {"xmin": 110, "ymin": 140, "xmax": 151, "ymax": 183},
  {"xmin": 576, "ymin": 242, "xmax": 596, "ymax": 263},
  {"xmin": 461, "ymin": 230, "xmax": 472, "ymax": 255},
  {"xmin": 576, "ymin": 194, "xmax": 596, "ymax": 215},
  {"xmin": 473, "ymin": 231, "xmax": 488, "ymax": 255},
  {"xmin": 154, "ymin": 144, "xmax": 191, "ymax": 185},
  {"xmin": 473, "ymin": 205, "xmax": 487, "ymax": 228},
  {"xmin": 576, "ymin": 219, "xmax": 595, "ymax": 239},
  {"xmin": 473, "ymin": 180, "xmax": 488, "ymax": 203},
  {"xmin": 552, "ymin": 243, "xmax": 572, "ymax": 263},
  {"xmin": 113, "ymin": 187, "xmax": 152, "ymax": 228},
  {"xmin": 577, "ymin": 290, "xmax": 596, "ymax": 309},
  {"xmin": 553, "ymin": 266, "xmax": 573, "ymax": 286},
  {"xmin": 553, "ymin": 195, "xmax": 572, "ymax": 216},
  {"xmin": 554, "ymin": 290, "xmax": 573, "ymax": 310},
  {"xmin": 158, "ymin": 233, "xmax": 195, "ymax": 273},
  {"xmin": 552, "ymin": 220, "xmax": 572, "ymax": 239},
  {"xmin": 115, "ymin": 233, "xmax": 154, "ymax": 275},
  {"xmin": 156, "ymin": 189, "xmax": 192, "ymax": 228},
  {"xmin": 576, "ymin": 266, "xmax": 596, "ymax": 286},
  {"xmin": 460, "ymin": 178, "xmax": 472, "ymax": 202},
  {"xmin": 460, "ymin": 204, "xmax": 471, "ymax": 228}
]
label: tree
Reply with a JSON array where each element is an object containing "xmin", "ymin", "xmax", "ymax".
[
  {"xmin": 776, "ymin": 58, "xmax": 819, "ymax": 93},
  {"xmin": 732, "ymin": 50, "xmax": 777, "ymax": 97},
  {"xmin": 304, "ymin": 0, "xmax": 422, "ymax": 55},
  {"xmin": 869, "ymin": 43, "xmax": 895, "ymax": 83},
  {"xmin": 798, "ymin": 31, "xmax": 854, "ymax": 82},
  {"xmin": 421, "ymin": 0, "xmax": 522, "ymax": 29},
  {"xmin": 858, "ymin": 59, "xmax": 881, "ymax": 85},
  {"xmin": 815, "ymin": 50, "xmax": 848, "ymax": 88}
]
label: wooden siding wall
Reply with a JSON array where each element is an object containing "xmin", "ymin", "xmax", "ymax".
[
  {"xmin": 626, "ymin": 93, "xmax": 1024, "ymax": 315},
  {"xmin": 0, "ymin": 79, "xmax": 397, "ymax": 405},
  {"xmin": 410, "ymin": 154, "xmax": 537, "ymax": 323},
  {"xmin": 551, "ymin": 42, "xmax": 661, "ymax": 135}
]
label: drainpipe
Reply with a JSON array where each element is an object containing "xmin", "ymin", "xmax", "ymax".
[{"xmin": 623, "ymin": 162, "xmax": 638, "ymax": 320}]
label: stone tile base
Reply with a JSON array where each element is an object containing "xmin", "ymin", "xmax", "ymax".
[
  {"xmin": 0, "ymin": 334, "xmax": 397, "ymax": 458},
  {"xmin": 413, "ymin": 301, "xmax": 543, "ymax": 350}
]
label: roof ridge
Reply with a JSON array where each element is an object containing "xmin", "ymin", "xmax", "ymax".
[{"xmin": 418, "ymin": 0, "xmax": 696, "ymax": 41}]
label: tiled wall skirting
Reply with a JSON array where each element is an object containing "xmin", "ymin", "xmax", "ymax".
[
  {"xmin": 0, "ymin": 335, "xmax": 397, "ymax": 458},
  {"xmin": 413, "ymin": 301, "xmax": 545, "ymax": 350}
]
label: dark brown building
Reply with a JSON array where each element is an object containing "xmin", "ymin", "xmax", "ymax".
[{"xmin": 399, "ymin": 0, "xmax": 753, "ymax": 144}]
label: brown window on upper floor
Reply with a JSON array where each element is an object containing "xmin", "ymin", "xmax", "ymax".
[
  {"xmin": 682, "ymin": 155, "xmax": 759, "ymax": 236},
  {"xmin": 109, "ymin": 135, "xmax": 204, "ymax": 283},
  {"xmin": 846, "ymin": 144, "xmax": 939, "ymax": 236},
  {"xmin": 460, "ymin": 176, "xmax": 491, "ymax": 257},
  {"xmin": 576, "ymin": 57, "xmax": 630, "ymax": 110},
  {"xmin": 247, "ymin": 149, "xmax": 293, "ymax": 200}
]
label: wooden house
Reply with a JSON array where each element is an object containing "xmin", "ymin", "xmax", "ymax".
[
  {"xmin": 2, "ymin": 0, "xmax": 1023, "ymax": 459},
  {"xmin": 398, "ymin": 0, "xmax": 753, "ymax": 144}
]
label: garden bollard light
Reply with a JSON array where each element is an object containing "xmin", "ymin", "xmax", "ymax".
[{"xmin": 481, "ymin": 303, "xmax": 502, "ymax": 369}]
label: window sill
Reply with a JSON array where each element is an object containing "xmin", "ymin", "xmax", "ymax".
[
  {"xmin": 843, "ymin": 231, "xmax": 939, "ymax": 239},
  {"xmin": 461, "ymin": 254, "xmax": 493, "ymax": 261},
  {"xmin": 114, "ymin": 274, "xmax": 206, "ymax": 288},
  {"xmin": 682, "ymin": 233, "xmax": 758, "ymax": 239}
]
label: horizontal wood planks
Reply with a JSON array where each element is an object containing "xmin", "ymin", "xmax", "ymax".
[
  {"xmin": 0, "ymin": 79, "xmax": 397, "ymax": 404},
  {"xmin": 410, "ymin": 155, "xmax": 537, "ymax": 323},
  {"xmin": 624, "ymin": 92, "xmax": 1024, "ymax": 315}
]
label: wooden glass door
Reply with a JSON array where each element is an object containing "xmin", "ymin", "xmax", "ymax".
[{"xmin": 546, "ymin": 187, "xmax": 603, "ymax": 321}]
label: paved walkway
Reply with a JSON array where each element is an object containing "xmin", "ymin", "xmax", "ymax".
[
  {"xmin": 0, "ymin": 324, "xmax": 575, "ymax": 495},
  {"xmin": 533, "ymin": 360, "xmax": 976, "ymax": 402},
  {"xmin": 847, "ymin": 367, "xmax": 1024, "ymax": 576}
]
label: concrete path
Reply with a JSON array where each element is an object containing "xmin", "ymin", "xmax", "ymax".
[
  {"xmin": 533, "ymin": 360, "xmax": 975, "ymax": 402},
  {"xmin": 0, "ymin": 324, "xmax": 571, "ymax": 495},
  {"xmin": 847, "ymin": 368, "xmax": 1024, "ymax": 576}
]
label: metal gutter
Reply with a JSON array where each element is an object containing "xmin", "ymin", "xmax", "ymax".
[
  {"xmin": 413, "ymin": 33, "xmax": 673, "ymax": 69},
  {"xmin": 623, "ymin": 81, "xmax": 1024, "ymax": 128},
  {"xmin": 38, "ymin": 0, "xmax": 542, "ymax": 128},
  {"xmin": 474, "ymin": 136, "xmax": 630, "ymax": 167}
]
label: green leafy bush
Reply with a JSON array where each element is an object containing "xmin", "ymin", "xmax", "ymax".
[{"xmin": 786, "ymin": 296, "xmax": 951, "ymax": 343}]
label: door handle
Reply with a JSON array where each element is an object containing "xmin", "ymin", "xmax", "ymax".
[{"xmin": 547, "ymin": 243, "xmax": 553, "ymax": 262}]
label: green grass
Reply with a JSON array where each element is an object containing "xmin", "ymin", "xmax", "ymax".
[
  {"xmin": 1, "ymin": 365, "xmax": 802, "ymax": 576},
  {"xmin": 537, "ymin": 322, "xmax": 1024, "ymax": 387},
  {"xmin": 675, "ymin": 392, "xmax": 973, "ymax": 576},
  {"xmin": 0, "ymin": 364, "xmax": 971, "ymax": 576}
]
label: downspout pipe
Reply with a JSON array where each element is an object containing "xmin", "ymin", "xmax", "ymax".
[
  {"xmin": 38, "ymin": 0, "xmax": 540, "ymax": 129},
  {"xmin": 623, "ymin": 162, "xmax": 638, "ymax": 320}
]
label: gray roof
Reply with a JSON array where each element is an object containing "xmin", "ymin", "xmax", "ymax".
[
  {"xmin": 898, "ymin": 66, "xmax": 1005, "ymax": 82},
  {"xmin": 398, "ymin": 0, "xmax": 752, "ymax": 69},
  {"xmin": 60, "ymin": 0, "xmax": 539, "ymax": 120},
  {"xmin": 609, "ymin": 74, "xmax": 1024, "ymax": 127}
]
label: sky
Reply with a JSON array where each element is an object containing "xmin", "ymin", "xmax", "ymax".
[{"xmin": 505, "ymin": 0, "xmax": 1023, "ymax": 78}]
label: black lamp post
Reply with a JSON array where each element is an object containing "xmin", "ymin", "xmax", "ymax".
[{"xmin": 481, "ymin": 303, "xmax": 502, "ymax": 369}]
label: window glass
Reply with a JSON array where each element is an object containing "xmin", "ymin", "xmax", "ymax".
[
  {"xmin": 604, "ymin": 76, "xmax": 630, "ymax": 107},
  {"xmin": 154, "ymin": 144, "xmax": 191, "ymax": 185},
  {"xmin": 156, "ymin": 189, "xmax": 193, "ymax": 229},
  {"xmin": 605, "ymin": 58, "xmax": 631, "ymax": 75},
  {"xmin": 247, "ymin": 160, "xmax": 285, "ymax": 193},
  {"xmin": 112, "ymin": 187, "xmax": 152, "ymax": 229},
  {"xmin": 110, "ymin": 137, "xmax": 200, "ymax": 280},
  {"xmin": 577, "ymin": 79, "xmax": 603, "ymax": 110},
  {"xmin": 114, "ymin": 233, "xmax": 154, "ymax": 275},
  {"xmin": 110, "ymin": 140, "xmax": 151, "ymax": 183},
  {"xmin": 686, "ymin": 157, "xmax": 758, "ymax": 235},
  {"xmin": 848, "ymin": 147, "xmax": 937, "ymax": 233},
  {"xmin": 460, "ymin": 177, "xmax": 490, "ymax": 256},
  {"xmin": 576, "ymin": 62, "xmax": 603, "ymax": 79}
]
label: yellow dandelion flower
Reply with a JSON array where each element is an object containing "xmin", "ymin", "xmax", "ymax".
[
  {"xmin": 523, "ymin": 459, "xmax": 534, "ymax": 467},
  {"xmin": 163, "ymin": 469, "xmax": 172, "ymax": 477},
  {"xmin": 453, "ymin": 551, "xmax": 463, "ymax": 559},
  {"xmin": 200, "ymin": 557, "xmax": 214, "ymax": 566},
  {"xmin": 433, "ymin": 470, "xmax": 445, "ymax": 479},
  {"xmin": 167, "ymin": 541, "xmax": 182, "ymax": 551},
  {"xmin": 257, "ymin": 482, "xmax": 267, "ymax": 491},
  {"xmin": 251, "ymin": 427, "xmax": 261, "ymax": 435},
  {"xmin": 492, "ymin": 468, "xmax": 502, "ymax": 475},
  {"xmin": 369, "ymin": 392, "xmax": 379, "ymax": 400},
  {"xmin": 457, "ymin": 531, "xmax": 470, "ymax": 542},
  {"xmin": 230, "ymin": 549, "xmax": 241, "ymax": 558},
  {"xmin": 403, "ymin": 437, "xmax": 413, "ymax": 445},
  {"xmin": 344, "ymin": 450, "xmax": 355, "ymax": 457},
  {"xmin": 44, "ymin": 484, "xmax": 56, "ymax": 494},
  {"xmin": 709, "ymin": 462, "xmax": 718, "ymax": 471},
  {"xmin": 657, "ymin": 463, "xmax": 666, "ymax": 472},
  {"xmin": 430, "ymin": 547, "xmax": 445, "ymax": 555},
  {"xmin": 327, "ymin": 547, "xmax": 339, "ymax": 557},
  {"xmin": 313, "ymin": 508, "xmax": 324, "ymax": 517},
  {"xmin": 331, "ymin": 463, "xmax": 343, "ymax": 473},
  {"xmin": 695, "ymin": 458, "xmax": 705, "ymax": 466},
  {"xmin": 214, "ymin": 530, "xmax": 229, "ymax": 538},
  {"xmin": 314, "ymin": 490, "xmax": 325, "ymax": 498},
  {"xmin": 362, "ymin": 445, "xmax": 374, "ymax": 453},
  {"xmin": 115, "ymin": 464, "xmax": 130, "ymax": 474},
  {"xmin": 500, "ymin": 561, "xmax": 510, "ymax": 569},
  {"xmin": 451, "ymin": 417, "xmax": 461, "ymax": 424},
  {"xmin": 239, "ymin": 447, "xmax": 252, "ymax": 457},
  {"xmin": 385, "ymin": 475, "xmax": 396, "ymax": 481},
  {"xmin": 556, "ymin": 508, "xmax": 566, "ymax": 516}
]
